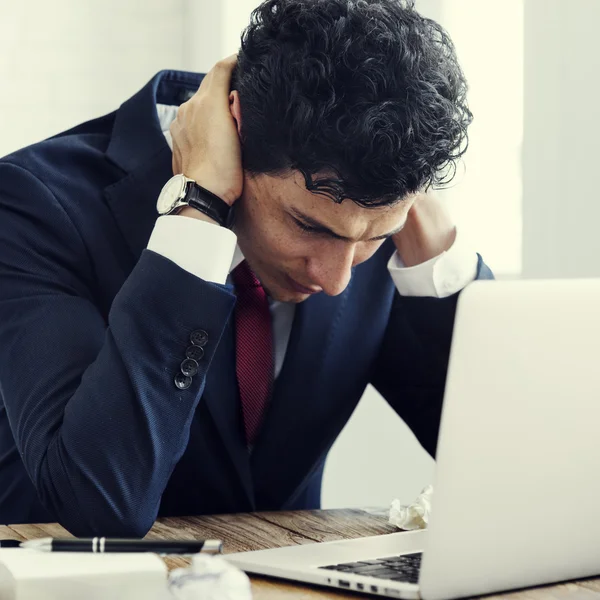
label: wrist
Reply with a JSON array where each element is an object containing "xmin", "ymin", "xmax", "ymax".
[
  {"xmin": 177, "ymin": 206, "xmax": 220, "ymax": 226},
  {"xmin": 185, "ymin": 172, "xmax": 239, "ymax": 207},
  {"xmin": 196, "ymin": 183, "xmax": 238, "ymax": 207},
  {"xmin": 183, "ymin": 179, "xmax": 234, "ymax": 227},
  {"xmin": 393, "ymin": 195, "xmax": 456, "ymax": 267}
]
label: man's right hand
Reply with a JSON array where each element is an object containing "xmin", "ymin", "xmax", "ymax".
[{"xmin": 170, "ymin": 55, "xmax": 242, "ymax": 207}]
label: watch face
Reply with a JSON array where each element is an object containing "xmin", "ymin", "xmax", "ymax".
[{"xmin": 157, "ymin": 175, "xmax": 187, "ymax": 214}]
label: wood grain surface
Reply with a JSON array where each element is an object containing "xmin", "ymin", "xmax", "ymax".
[{"xmin": 1, "ymin": 509, "xmax": 599, "ymax": 599}]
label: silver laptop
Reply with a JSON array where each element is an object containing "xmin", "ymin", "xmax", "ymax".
[{"xmin": 227, "ymin": 278, "xmax": 600, "ymax": 600}]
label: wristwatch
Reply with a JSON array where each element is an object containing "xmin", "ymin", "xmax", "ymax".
[{"xmin": 156, "ymin": 174, "xmax": 232, "ymax": 228}]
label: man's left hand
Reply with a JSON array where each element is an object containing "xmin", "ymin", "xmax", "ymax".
[{"xmin": 392, "ymin": 192, "xmax": 457, "ymax": 267}]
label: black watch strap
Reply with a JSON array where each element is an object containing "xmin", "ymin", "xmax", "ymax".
[{"xmin": 186, "ymin": 182, "xmax": 232, "ymax": 227}]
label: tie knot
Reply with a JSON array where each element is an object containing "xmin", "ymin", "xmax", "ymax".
[{"xmin": 232, "ymin": 261, "xmax": 261, "ymax": 288}]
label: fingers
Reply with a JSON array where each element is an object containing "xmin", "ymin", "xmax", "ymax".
[
  {"xmin": 214, "ymin": 54, "xmax": 238, "ymax": 78},
  {"xmin": 192, "ymin": 55, "xmax": 238, "ymax": 106}
]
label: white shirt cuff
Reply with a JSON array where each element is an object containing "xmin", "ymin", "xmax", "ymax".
[
  {"xmin": 147, "ymin": 215, "xmax": 237, "ymax": 285},
  {"xmin": 387, "ymin": 230, "xmax": 479, "ymax": 298}
]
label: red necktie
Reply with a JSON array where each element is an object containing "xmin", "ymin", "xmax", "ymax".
[{"xmin": 232, "ymin": 260, "xmax": 274, "ymax": 446}]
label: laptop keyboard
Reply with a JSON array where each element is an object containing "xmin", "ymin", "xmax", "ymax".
[{"xmin": 320, "ymin": 552, "xmax": 422, "ymax": 584}]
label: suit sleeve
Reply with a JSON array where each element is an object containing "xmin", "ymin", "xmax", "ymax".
[
  {"xmin": 370, "ymin": 255, "xmax": 494, "ymax": 457},
  {"xmin": 0, "ymin": 162, "xmax": 236, "ymax": 536}
]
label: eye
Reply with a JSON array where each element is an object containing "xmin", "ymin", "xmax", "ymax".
[{"xmin": 293, "ymin": 218, "xmax": 319, "ymax": 234}]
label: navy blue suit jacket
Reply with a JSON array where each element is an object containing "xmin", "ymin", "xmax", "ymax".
[{"xmin": 0, "ymin": 70, "xmax": 493, "ymax": 536}]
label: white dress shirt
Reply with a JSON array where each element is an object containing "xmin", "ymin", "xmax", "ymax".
[{"xmin": 148, "ymin": 103, "xmax": 479, "ymax": 378}]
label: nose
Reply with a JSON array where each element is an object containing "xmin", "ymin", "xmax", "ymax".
[{"xmin": 306, "ymin": 244, "xmax": 355, "ymax": 296}]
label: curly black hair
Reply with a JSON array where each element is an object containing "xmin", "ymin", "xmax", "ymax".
[{"xmin": 234, "ymin": 0, "xmax": 471, "ymax": 207}]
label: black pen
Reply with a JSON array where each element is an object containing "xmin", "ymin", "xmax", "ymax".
[{"xmin": 19, "ymin": 537, "xmax": 223, "ymax": 556}]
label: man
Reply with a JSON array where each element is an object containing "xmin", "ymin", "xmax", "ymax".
[{"xmin": 0, "ymin": 0, "xmax": 492, "ymax": 536}]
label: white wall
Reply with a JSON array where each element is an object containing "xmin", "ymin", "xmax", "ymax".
[
  {"xmin": 435, "ymin": 0, "xmax": 523, "ymax": 277},
  {"xmin": 522, "ymin": 0, "xmax": 600, "ymax": 279},
  {"xmin": 0, "ymin": 0, "xmax": 186, "ymax": 157},
  {"xmin": 183, "ymin": 0, "xmax": 257, "ymax": 69}
]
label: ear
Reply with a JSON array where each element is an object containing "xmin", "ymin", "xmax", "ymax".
[{"xmin": 229, "ymin": 90, "xmax": 243, "ymax": 136}]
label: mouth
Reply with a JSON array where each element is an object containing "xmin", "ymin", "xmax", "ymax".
[{"xmin": 285, "ymin": 274, "xmax": 321, "ymax": 295}]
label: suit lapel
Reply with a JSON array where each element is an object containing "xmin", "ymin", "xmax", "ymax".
[
  {"xmin": 250, "ymin": 277, "xmax": 353, "ymax": 508},
  {"xmin": 102, "ymin": 70, "xmax": 254, "ymax": 506},
  {"xmin": 104, "ymin": 146, "xmax": 173, "ymax": 262},
  {"xmin": 104, "ymin": 70, "xmax": 203, "ymax": 262}
]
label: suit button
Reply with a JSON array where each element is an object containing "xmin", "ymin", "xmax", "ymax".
[
  {"xmin": 190, "ymin": 329, "xmax": 209, "ymax": 347},
  {"xmin": 174, "ymin": 373, "xmax": 193, "ymax": 390},
  {"xmin": 180, "ymin": 358, "xmax": 199, "ymax": 377},
  {"xmin": 185, "ymin": 345, "xmax": 205, "ymax": 361}
]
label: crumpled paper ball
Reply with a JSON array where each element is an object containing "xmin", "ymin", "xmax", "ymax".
[
  {"xmin": 389, "ymin": 484, "xmax": 433, "ymax": 530},
  {"xmin": 169, "ymin": 554, "xmax": 252, "ymax": 600}
]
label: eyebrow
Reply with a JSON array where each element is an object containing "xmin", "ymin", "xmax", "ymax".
[{"xmin": 289, "ymin": 208, "xmax": 406, "ymax": 242}]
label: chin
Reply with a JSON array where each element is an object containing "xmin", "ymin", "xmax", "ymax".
[
  {"xmin": 270, "ymin": 288, "xmax": 311, "ymax": 304},
  {"xmin": 259, "ymin": 269, "xmax": 315, "ymax": 304},
  {"xmin": 288, "ymin": 293, "xmax": 312, "ymax": 304},
  {"xmin": 265, "ymin": 280, "xmax": 310, "ymax": 303}
]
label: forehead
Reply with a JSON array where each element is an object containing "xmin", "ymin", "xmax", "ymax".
[{"xmin": 277, "ymin": 171, "xmax": 412, "ymax": 232}]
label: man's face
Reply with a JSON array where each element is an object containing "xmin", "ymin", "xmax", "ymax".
[{"xmin": 233, "ymin": 170, "xmax": 414, "ymax": 303}]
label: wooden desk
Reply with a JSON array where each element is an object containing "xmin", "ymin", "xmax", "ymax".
[{"xmin": 2, "ymin": 509, "xmax": 600, "ymax": 599}]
